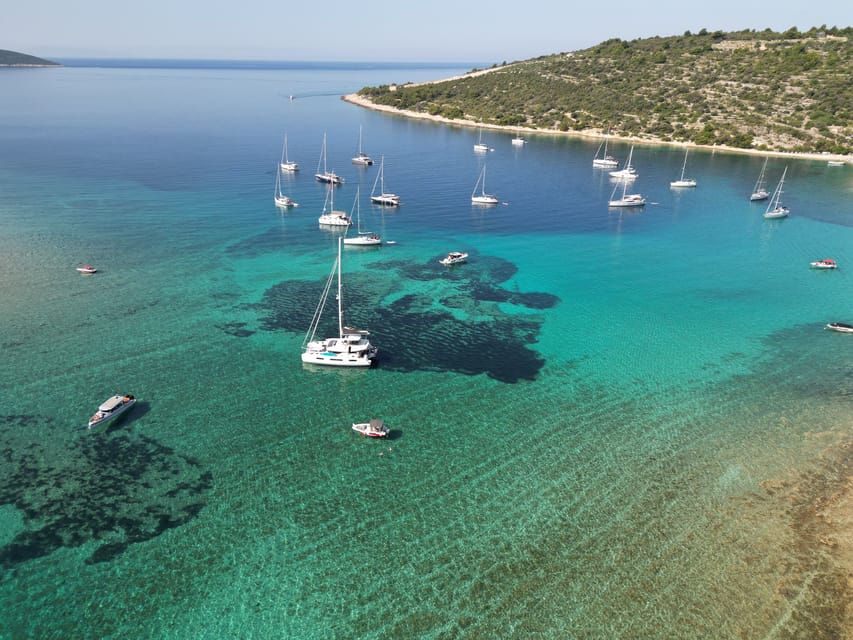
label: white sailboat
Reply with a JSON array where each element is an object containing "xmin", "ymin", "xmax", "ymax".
[
  {"xmin": 318, "ymin": 184, "xmax": 352, "ymax": 227},
  {"xmin": 315, "ymin": 133, "xmax": 343, "ymax": 185},
  {"xmin": 274, "ymin": 162, "xmax": 297, "ymax": 208},
  {"xmin": 750, "ymin": 157, "xmax": 770, "ymax": 201},
  {"xmin": 763, "ymin": 166, "xmax": 790, "ymax": 219},
  {"xmin": 608, "ymin": 180, "xmax": 645, "ymax": 207},
  {"xmin": 511, "ymin": 128, "xmax": 526, "ymax": 146},
  {"xmin": 301, "ymin": 237, "xmax": 378, "ymax": 367},
  {"xmin": 609, "ymin": 145, "xmax": 637, "ymax": 180},
  {"xmin": 280, "ymin": 133, "xmax": 299, "ymax": 172},
  {"xmin": 369, "ymin": 156, "xmax": 400, "ymax": 206},
  {"xmin": 670, "ymin": 148, "xmax": 697, "ymax": 188},
  {"xmin": 474, "ymin": 128, "xmax": 489, "ymax": 153},
  {"xmin": 592, "ymin": 131, "xmax": 618, "ymax": 167},
  {"xmin": 343, "ymin": 187, "xmax": 381, "ymax": 246},
  {"xmin": 471, "ymin": 165, "xmax": 499, "ymax": 205},
  {"xmin": 351, "ymin": 125, "xmax": 373, "ymax": 166}
]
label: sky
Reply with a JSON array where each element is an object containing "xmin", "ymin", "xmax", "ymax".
[{"xmin": 4, "ymin": 1, "xmax": 851, "ymax": 63}]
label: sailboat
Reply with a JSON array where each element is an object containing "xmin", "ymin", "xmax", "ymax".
[
  {"xmin": 763, "ymin": 166, "xmax": 790, "ymax": 219},
  {"xmin": 280, "ymin": 133, "xmax": 299, "ymax": 172},
  {"xmin": 608, "ymin": 180, "xmax": 645, "ymax": 207},
  {"xmin": 369, "ymin": 156, "xmax": 400, "ymax": 206},
  {"xmin": 609, "ymin": 145, "xmax": 637, "ymax": 180},
  {"xmin": 471, "ymin": 165, "xmax": 499, "ymax": 205},
  {"xmin": 343, "ymin": 187, "xmax": 381, "ymax": 246},
  {"xmin": 592, "ymin": 130, "xmax": 618, "ymax": 167},
  {"xmin": 317, "ymin": 184, "xmax": 352, "ymax": 227},
  {"xmin": 301, "ymin": 237, "xmax": 378, "ymax": 367},
  {"xmin": 351, "ymin": 125, "xmax": 373, "ymax": 166},
  {"xmin": 474, "ymin": 129, "xmax": 489, "ymax": 153},
  {"xmin": 511, "ymin": 128, "xmax": 526, "ymax": 146},
  {"xmin": 315, "ymin": 133, "xmax": 343, "ymax": 185},
  {"xmin": 274, "ymin": 162, "xmax": 297, "ymax": 209},
  {"xmin": 750, "ymin": 157, "xmax": 770, "ymax": 201},
  {"xmin": 670, "ymin": 148, "xmax": 697, "ymax": 188}
]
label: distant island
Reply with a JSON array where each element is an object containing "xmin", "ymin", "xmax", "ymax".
[
  {"xmin": 0, "ymin": 49, "xmax": 60, "ymax": 67},
  {"xmin": 349, "ymin": 26, "xmax": 852, "ymax": 156}
]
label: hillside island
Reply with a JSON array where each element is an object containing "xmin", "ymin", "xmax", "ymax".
[
  {"xmin": 346, "ymin": 26, "xmax": 852, "ymax": 162},
  {"xmin": 0, "ymin": 49, "xmax": 60, "ymax": 67}
]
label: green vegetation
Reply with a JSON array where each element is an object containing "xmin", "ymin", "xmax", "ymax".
[
  {"xmin": 358, "ymin": 27, "xmax": 852, "ymax": 154},
  {"xmin": 0, "ymin": 49, "xmax": 60, "ymax": 67}
]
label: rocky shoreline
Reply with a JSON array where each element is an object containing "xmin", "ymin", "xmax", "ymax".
[{"xmin": 342, "ymin": 93, "xmax": 851, "ymax": 165}]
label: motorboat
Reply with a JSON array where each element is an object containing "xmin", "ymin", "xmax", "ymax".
[
  {"xmin": 810, "ymin": 259, "xmax": 837, "ymax": 270},
  {"xmin": 352, "ymin": 418, "xmax": 389, "ymax": 438},
  {"xmin": 826, "ymin": 322, "xmax": 853, "ymax": 333},
  {"xmin": 88, "ymin": 394, "xmax": 136, "ymax": 429},
  {"xmin": 77, "ymin": 264, "xmax": 97, "ymax": 274},
  {"xmin": 440, "ymin": 251, "xmax": 468, "ymax": 266}
]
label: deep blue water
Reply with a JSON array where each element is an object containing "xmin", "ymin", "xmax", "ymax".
[{"xmin": 1, "ymin": 60, "xmax": 852, "ymax": 639}]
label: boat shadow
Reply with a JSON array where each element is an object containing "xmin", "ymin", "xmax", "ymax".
[{"xmin": 104, "ymin": 401, "xmax": 152, "ymax": 433}]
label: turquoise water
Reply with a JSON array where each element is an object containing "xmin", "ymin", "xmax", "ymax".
[{"xmin": 1, "ymin": 62, "xmax": 852, "ymax": 639}]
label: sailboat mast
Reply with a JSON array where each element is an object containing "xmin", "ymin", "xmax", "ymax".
[{"xmin": 337, "ymin": 237, "xmax": 344, "ymax": 337}]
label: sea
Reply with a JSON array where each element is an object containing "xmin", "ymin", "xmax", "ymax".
[{"xmin": 1, "ymin": 59, "xmax": 852, "ymax": 639}]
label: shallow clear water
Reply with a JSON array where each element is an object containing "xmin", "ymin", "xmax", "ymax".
[{"xmin": 1, "ymin": 61, "xmax": 852, "ymax": 639}]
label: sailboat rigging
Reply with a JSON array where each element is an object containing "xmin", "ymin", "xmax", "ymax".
[
  {"xmin": 592, "ymin": 130, "xmax": 618, "ymax": 167},
  {"xmin": 351, "ymin": 125, "xmax": 373, "ymax": 166},
  {"xmin": 750, "ymin": 158, "xmax": 770, "ymax": 201},
  {"xmin": 763, "ymin": 166, "xmax": 790, "ymax": 219},
  {"xmin": 301, "ymin": 237, "xmax": 378, "ymax": 367},
  {"xmin": 280, "ymin": 133, "xmax": 299, "ymax": 172},
  {"xmin": 344, "ymin": 187, "xmax": 381, "ymax": 246},
  {"xmin": 315, "ymin": 133, "xmax": 343, "ymax": 184},
  {"xmin": 369, "ymin": 156, "xmax": 400, "ymax": 206},
  {"xmin": 670, "ymin": 148, "xmax": 697, "ymax": 188},
  {"xmin": 471, "ymin": 165, "xmax": 499, "ymax": 205}
]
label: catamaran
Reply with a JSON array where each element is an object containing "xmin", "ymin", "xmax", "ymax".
[{"xmin": 301, "ymin": 238, "xmax": 378, "ymax": 367}]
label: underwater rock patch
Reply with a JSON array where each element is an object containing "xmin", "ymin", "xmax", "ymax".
[{"xmin": 0, "ymin": 415, "xmax": 212, "ymax": 567}]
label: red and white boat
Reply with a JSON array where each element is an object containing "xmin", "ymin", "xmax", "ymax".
[
  {"xmin": 352, "ymin": 418, "xmax": 389, "ymax": 438},
  {"xmin": 810, "ymin": 258, "xmax": 837, "ymax": 270},
  {"xmin": 77, "ymin": 264, "xmax": 97, "ymax": 274}
]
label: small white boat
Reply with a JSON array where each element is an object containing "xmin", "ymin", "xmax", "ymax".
[
  {"xmin": 88, "ymin": 394, "xmax": 136, "ymax": 429},
  {"xmin": 280, "ymin": 133, "xmax": 299, "ymax": 172},
  {"xmin": 810, "ymin": 259, "xmax": 837, "ymax": 270},
  {"xmin": 351, "ymin": 125, "xmax": 373, "ymax": 166},
  {"xmin": 352, "ymin": 418, "xmax": 389, "ymax": 438},
  {"xmin": 670, "ymin": 149, "xmax": 697, "ymax": 188},
  {"xmin": 343, "ymin": 187, "xmax": 381, "ymax": 246},
  {"xmin": 471, "ymin": 165, "xmax": 499, "ymax": 205},
  {"xmin": 369, "ymin": 156, "xmax": 400, "ymax": 206},
  {"xmin": 440, "ymin": 251, "xmax": 468, "ymax": 266},
  {"xmin": 315, "ymin": 133, "xmax": 344, "ymax": 185},
  {"xmin": 474, "ymin": 129, "xmax": 489, "ymax": 153},
  {"xmin": 274, "ymin": 155, "xmax": 298, "ymax": 209},
  {"xmin": 77, "ymin": 264, "xmax": 97, "ymax": 274},
  {"xmin": 827, "ymin": 160, "xmax": 845, "ymax": 167},
  {"xmin": 592, "ymin": 130, "xmax": 618, "ymax": 167},
  {"xmin": 826, "ymin": 322, "xmax": 853, "ymax": 333},
  {"xmin": 763, "ymin": 166, "xmax": 789, "ymax": 219},
  {"xmin": 318, "ymin": 185, "xmax": 352, "ymax": 227},
  {"xmin": 608, "ymin": 181, "xmax": 645, "ymax": 207},
  {"xmin": 609, "ymin": 146, "xmax": 637, "ymax": 180},
  {"xmin": 511, "ymin": 129, "xmax": 526, "ymax": 146},
  {"xmin": 750, "ymin": 157, "xmax": 770, "ymax": 201}
]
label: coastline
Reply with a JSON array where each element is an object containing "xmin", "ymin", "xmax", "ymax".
[{"xmin": 342, "ymin": 92, "xmax": 851, "ymax": 164}]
